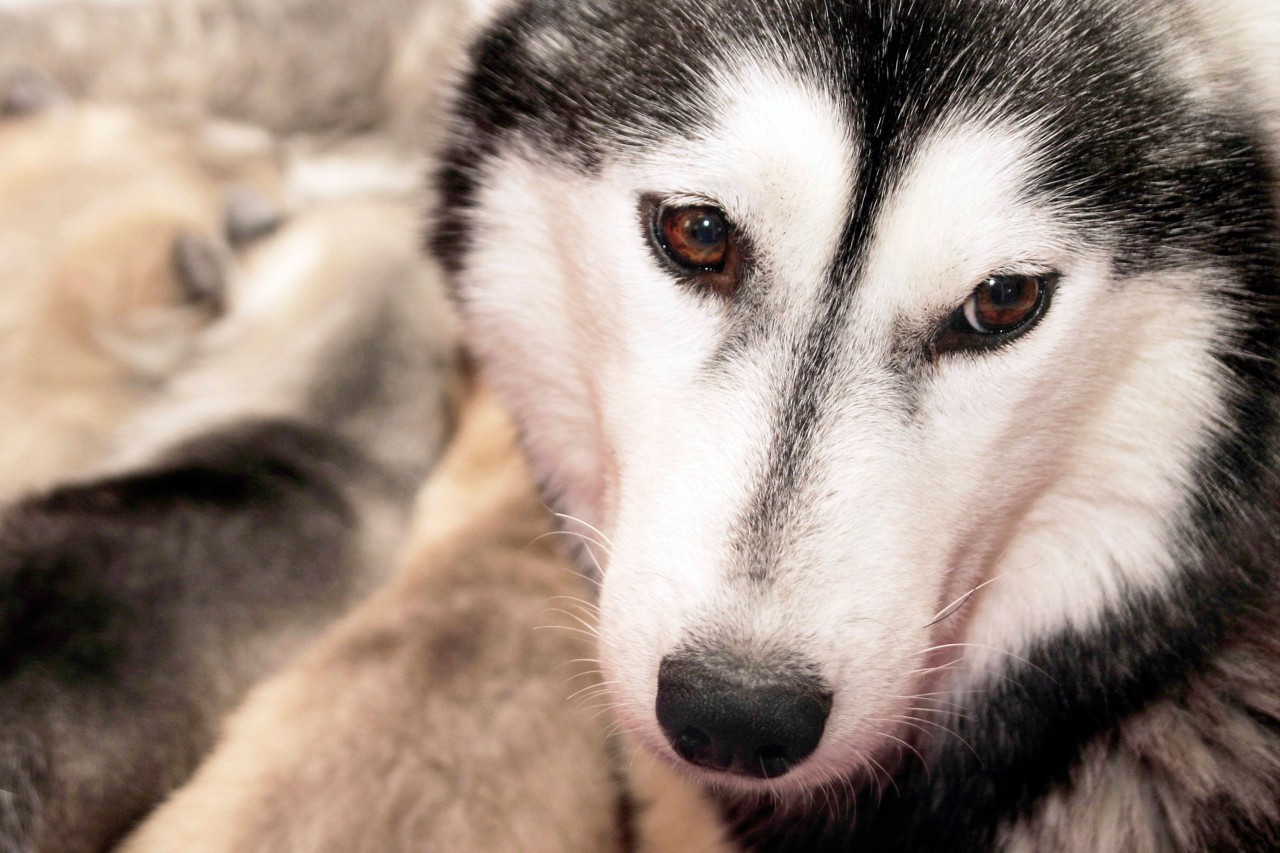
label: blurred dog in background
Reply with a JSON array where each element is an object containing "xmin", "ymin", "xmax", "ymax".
[
  {"xmin": 0, "ymin": 81, "xmax": 459, "ymax": 853},
  {"xmin": 0, "ymin": 67, "xmax": 282, "ymax": 499},
  {"xmin": 115, "ymin": 386, "xmax": 627, "ymax": 853},
  {"xmin": 0, "ymin": 3, "xmax": 754, "ymax": 851}
]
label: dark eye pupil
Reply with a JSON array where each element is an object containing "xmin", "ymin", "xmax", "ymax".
[
  {"xmin": 986, "ymin": 276, "xmax": 1028, "ymax": 306},
  {"xmin": 968, "ymin": 274, "xmax": 1042, "ymax": 332},
  {"xmin": 684, "ymin": 213, "xmax": 724, "ymax": 248},
  {"xmin": 937, "ymin": 271, "xmax": 1057, "ymax": 355},
  {"xmin": 658, "ymin": 204, "xmax": 729, "ymax": 271}
]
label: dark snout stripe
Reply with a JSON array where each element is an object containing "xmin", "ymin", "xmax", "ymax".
[{"xmin": 733, "ymin": 98, "xmax": 906, "ymax": 584}]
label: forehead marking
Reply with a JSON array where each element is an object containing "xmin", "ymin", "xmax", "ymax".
[
  {"xmin": 730, "ymin": 65, "xmax": 917, "ymax": 583},
  {"xmin": 732, "ymin": 106, "xmax": 1046, "ymax": 583}
]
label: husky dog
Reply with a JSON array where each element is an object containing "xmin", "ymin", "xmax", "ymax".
[
  {"xmin": 433, "ymin": 0, "xmax": 1280, "ymax": 849},
  {"xmin": 0, "ymin": 73, "xmax": 281, "ymax": 500},
  {"xmin": 115, "ymin": 386, "xmax": 623, "ymax": 853},
  {"xmin": 0, "ymin": 172, "xmax": 458, "ymax": 853}
]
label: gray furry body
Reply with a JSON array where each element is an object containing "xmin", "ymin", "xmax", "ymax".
[{"xmin": 0, "ymin": 0, "xmax": 472, "ymax": 148}]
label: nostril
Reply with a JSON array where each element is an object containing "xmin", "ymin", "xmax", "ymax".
[
  {"xmin": 674, "ymin": 726, "xmax": 710, "ymax": 756},
  {"xmin": 656, "ymin": 653, "xmax": 832, "ymax": 780},
  {"xmin": 755, "ymin": 744, "xmax": 792, "ymax": 779},
  {"xmin": 673, "ymin": 725, "xmax": 722, "ymax": 768}
]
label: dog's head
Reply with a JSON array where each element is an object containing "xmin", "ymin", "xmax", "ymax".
[
  {"xmin": 0, "ymin": 78, "xmax": 289, "ymax": 496},
  {"xmin": 434, "ymin": 0, "xmax": 1279, "ymax": 794}
]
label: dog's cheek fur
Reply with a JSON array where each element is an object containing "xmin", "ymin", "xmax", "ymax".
[{"xmin": 998, "ymin": 617, "xmax": 1280, "ymax": 853}]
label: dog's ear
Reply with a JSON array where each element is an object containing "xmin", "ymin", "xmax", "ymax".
[
  {"xmin": 223, "ymin": 184, "xmax": 285, "ymax": 249},
  {"xmin": 0, "ymin": 67, "xmax": 65, "ymax": 119},
  {"xmin": 171, "ymin": 232, "xmax": 230, "ymax": 316}
]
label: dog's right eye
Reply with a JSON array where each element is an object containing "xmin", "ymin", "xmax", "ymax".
[
  {"xmin": 657, "ymin": 205, "xmax": 729, "ymax": 271},
  {"xmin": 646, "ymin": 198, "xmax": 743, "ymax": 297},
  {"xmin": 962, "ymin": 274, "xmax": 1047, "ymax": 334}
]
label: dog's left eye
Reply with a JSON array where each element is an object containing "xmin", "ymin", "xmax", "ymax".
[
  {"xmin": 962, "ymin": 274, "xmax": 1047, "ymax": 334},
  {"xmin": 934, "ymin": 272, "xmax": 1057, "ymax": 355}
]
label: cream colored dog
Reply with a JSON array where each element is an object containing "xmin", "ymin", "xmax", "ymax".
[
  {"xmin": 0, "ymin": 90, "xmax": 459, "ymax": 853},
  {"xmin": 0, "ymin": 74, "xmax": 281, "ymax": 499},
  {"xmin": 118, "ymin": 387, "xmax": 619, "ymax": 852}
]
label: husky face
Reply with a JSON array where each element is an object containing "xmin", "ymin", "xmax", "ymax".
[{"xmin": 436, "ymin": 0, "xmax": 1278, "ymax": 794}]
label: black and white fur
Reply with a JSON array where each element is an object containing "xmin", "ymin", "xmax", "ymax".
[
  {"xmin": 433, "ymin": 0, "xmax": 1280, "ymax": 849},
  {"xmin": 0, "ymin": 192, "xmax": 458, "ymax": 853}
]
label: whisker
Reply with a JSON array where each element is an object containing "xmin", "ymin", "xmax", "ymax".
[
  {"xmin": 879, "ymin": 731, "xmax": 929, "ymax": 778},
  {"xmin": 546, "ymin": 557, "xmax": 603, "ymax": 589},
  {"xmin": 901, "ymin": 704, "xmax": 972, "ymax": 723},
  {"xmin": 567, "ymin": 680, "xmax": 621, "ymax": 701},
  {"xmin": 543, "ymin": 607, "xmax": 602, "ymax": 638},
  {"xmin": 907, "ymin": 655, "xmax": 968, "ymax": 676},
  {"xmin": 551, "ymin": 509, "xmax": 615, "ymax": 550},
  {"xmin": 561, "ymin": 565, "xmax": 602, "ymax": 589},
  {"xmin": 910, "ymin": 689, "xmax": 988, "ymax": 698},
  {"xmin": 544, "ymin": 595, "xmax": 601, "ymax": 614},
  {"xmin": 601, "ymin": 714, "xmax": 639, "ymax": 737},
  {"xmin": 528, "ymin": 528, "xmax": 609, "ymax": 558},
  {"xmin": 533, "ymin": 625, "xmax": 600, "ymax": 641},
  {"xmin": 890, "ymin": 694, "xmax": 970, "ymax": 713},
  {"xmin": 882, "ymin": 716, "xmax": 938, "ymax": 743},
  {"xmin": 920, "ymin": 575, "xmax": 1004, "ymax": 628},
  {"xmin": 865, "ymin": 755, "xmax": 899, "ymax": 797},
  {"xmin": 559, "ymin": 668, "xmax": 605, "ymax": 687},
  {"xmin": 916, "ymin": 643, "xmax": 1054, "ymax": 682},
  {"xmin": 818, "ymin": 781, "xmax": 836, "ymax": 818},
  {"xmin": 530, "ymin": 529, "xmax": 610, "ymax": 582},
  {"xmin": 888, "ymin": 714, "xmax": 984, "ymax": 767}
]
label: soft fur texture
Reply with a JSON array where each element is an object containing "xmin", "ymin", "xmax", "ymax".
[
  {"xmin": 0, "ymin": 0, "xmax": 480, "ymax": 149},
  {"xmin": 0, "ymin": 86, "xmax": 279, "ymax": 500},
  {"xmin": 6, "ymin": 0, "xmax": 1279, "ymax": 850},
  {"xmin": 0, "ymin": 106, "xmax": 459, "ymax": 852},
  {"xmin": 434, "ymin": 0, "xmax": 1280, "ymax": 849},
  {"xmin": 117, "ymin": 387, "xmax": 622, "ymax": 853}
]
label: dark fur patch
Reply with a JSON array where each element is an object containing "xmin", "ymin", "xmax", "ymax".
[{"xmin": 0, "ymin": 419, "xmax": 379, "ymax": 852}]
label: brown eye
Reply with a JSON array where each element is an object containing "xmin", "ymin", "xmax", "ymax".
[
  {"xmin": 934, "ymin": 272, "xmax": 1056, "ymax": 356},
  {"xmin": 656, "ymin": 204, "xmax": 729, "ymax": 272},
  {"xmin": 961, "ymin": 274, "xmax": 1049, "ymax": 334}
]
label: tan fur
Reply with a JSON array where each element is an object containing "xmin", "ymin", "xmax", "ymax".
[
  {"xmin": 118, "ymin": 388, "xmax": 624, "ymax": 853},
  {"xmin": 0, "ymin": 100, "xmax": 280, "ymax": 500},
  {"xmin": 0, "ymin": 97, "xmax": 462, "ymax": 853},
  {"xmin": 627, "ymin": 749, "xmax": 737, "ymax": 853}
]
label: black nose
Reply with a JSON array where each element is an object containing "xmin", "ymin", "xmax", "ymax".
[{"xmin": 655, "ymin": 655, "xmax": 832, "ymax": 779}]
